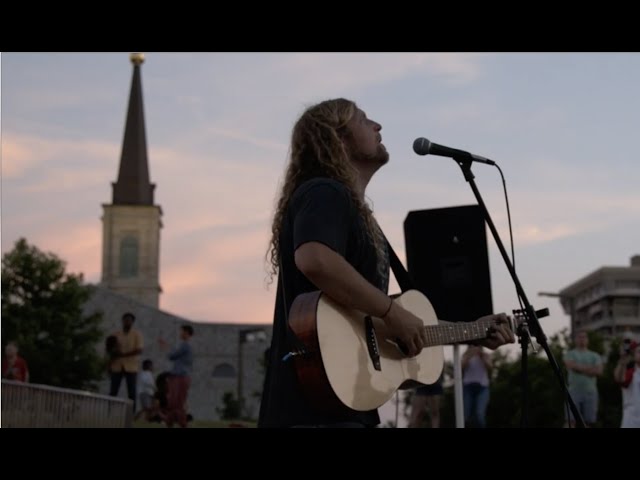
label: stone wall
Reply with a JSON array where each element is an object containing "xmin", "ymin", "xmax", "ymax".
[{"xmin": 83, "ymin": 286, "xmax": 272, "ymax": 421}]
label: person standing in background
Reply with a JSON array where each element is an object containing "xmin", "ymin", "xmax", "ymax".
[
  {"xmin": 108, "ymin": 312, "xmax": 144, "ymax": 411},
  {"xmin": 462, "ymin": 345, "xmax": 491, "ymax": 428},
  {"xmin": 159, "ymin": 324, "xmax": 194, "ymax": 428},
  {"xmin": 563, "ymin": 330, "xmax": 603, "ymax": 427},
  {"xmin": 614, "ymin": 340, "xmax": 640, "ymax": 428},
  {"xmin": 2, "ymin": 342, "xmax": 29, "ymax": 383},
  {"xmin": 135, "ymin": 359, "xmax": 157, "ymax": 422},
  {"xmin": 408, "ymin": 374, "xmax": 444, "ymax": 428}
]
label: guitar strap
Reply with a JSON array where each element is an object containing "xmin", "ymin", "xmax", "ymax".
[
  {"xmin": 385, "ymin": 237, "xmax": 477, "ymax": 344},
  {"xmin": 384, "ymin": 238, "xmax": 416, "ymax": 293}
]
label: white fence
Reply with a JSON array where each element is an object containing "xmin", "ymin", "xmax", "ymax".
[{"xmin": 1, "ymin": 380, "xmax": 133, "ymax": 428}]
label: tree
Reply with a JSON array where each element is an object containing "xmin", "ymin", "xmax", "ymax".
[
  {"xmin": 488, "ymin": 352, "xmax": 567, "ymax": 427},
  {"xmin": 1, "ymin": 238, "xmax": 104, "ymax": 390}
]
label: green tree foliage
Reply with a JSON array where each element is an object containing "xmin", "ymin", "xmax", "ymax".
[
  {"xmin": 1, "ymin": 238, "xmax": 104, "ymax": 390},
  {"xmin": 488, "ymin": 353, "xmax": 567, "ymax": 427}
]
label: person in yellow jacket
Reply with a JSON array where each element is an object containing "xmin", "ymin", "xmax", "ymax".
[{"xmin": 108, "ymin": 312, "xmax": 144, "ymax": 412}]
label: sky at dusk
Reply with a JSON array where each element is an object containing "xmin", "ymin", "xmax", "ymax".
[{"xmin": 3, "ymin": 52, "xmax": 640, "ymax": 360}]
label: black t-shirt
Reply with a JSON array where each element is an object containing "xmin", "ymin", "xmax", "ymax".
[{"xmin": 258, "ymin": 178, "xmax": 389, "ymax": 428}]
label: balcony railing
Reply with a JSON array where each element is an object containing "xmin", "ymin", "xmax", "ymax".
[{"xmin": 1, "ymin": 380, "xmax": 133, "ymax": 428}]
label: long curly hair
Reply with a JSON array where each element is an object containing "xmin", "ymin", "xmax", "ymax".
[{"xmin": 266, "ymin": 98, "xmax": 386, "ymax": 283}]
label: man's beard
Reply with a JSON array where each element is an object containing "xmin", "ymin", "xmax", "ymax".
[
  {"xmin": 376, "ymin": 145, "xmax": 390, "ymax": 165},
  {"xmin": 355, "ymin": 144, "xmax": 389, "ymax": 167}
]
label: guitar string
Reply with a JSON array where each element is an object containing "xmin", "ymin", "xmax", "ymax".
[{"xmin": 424, "ymin": 319, "xmax": 494, "ymax": 347}]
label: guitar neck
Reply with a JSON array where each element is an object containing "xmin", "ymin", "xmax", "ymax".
[{"xmin": 425, "ymin": 319, "xmax": 495, "ymax": 347}]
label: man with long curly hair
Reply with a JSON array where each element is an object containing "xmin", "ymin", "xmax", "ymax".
[{"xmin": 259, "ymin": 98, "xmax": 514, "ymax": 428}]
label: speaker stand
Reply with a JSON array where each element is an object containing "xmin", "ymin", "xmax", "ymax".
[
  {"xmin": 453, "ymin": 344, "xmax": 465, "ymax": 428},
  {"xmin": 452, "ymin": 155, "xmax": 585, "ymax": 428}
]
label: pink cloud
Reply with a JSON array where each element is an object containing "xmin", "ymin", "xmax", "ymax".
[
  {"xmin": 2, "ymin": 132, "xmax": 117, "ymax": 180},
  {"xmin": 162, "ymin": 260, "xmax": 225, "ymax": 294},
  {"xmin": 1, "ymin": 136, "xmax": 37, "ymax": 177},
  {"xmin": 205, "ymin": 126, "xmax": 288, "ymax": 152},
  {"xmin": 4, "ymin": 220, "xmax": 103, "ymax": 283},
  {"xmin": 158, "ymin": 224, "xmax": 273, "ymax": 323},
  {"xmin": 203, "ymin": 228, "xmax": 269, "ymax": 263},
  {"xmin": 162, "ymin": 283, "xmax": 274, "ymax": 325}
]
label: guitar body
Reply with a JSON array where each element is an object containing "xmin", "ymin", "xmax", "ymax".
[{"xmin": 289, "ymin": 290, "xmax": 444, "ymax": 415}]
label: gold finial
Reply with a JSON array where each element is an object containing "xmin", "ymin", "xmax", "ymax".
[{"xmin": 130, "ymin": 52, "xmax": 145, "ymax": 66}]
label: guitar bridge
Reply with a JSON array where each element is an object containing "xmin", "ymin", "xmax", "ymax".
[{"xmin": 364, "ymin": 316, "xmax": 382, "ymax": 371}]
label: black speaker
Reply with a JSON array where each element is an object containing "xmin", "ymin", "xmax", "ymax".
[{"xmin": 404, "ymin": 205, "xmax": 492, "ymax": 323}]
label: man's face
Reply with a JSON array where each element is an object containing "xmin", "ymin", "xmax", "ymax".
[
  {"xmin": 575, "ymin": 332, "xmax": 588, "ymax": 348},
  {"xmin": 5, "ymin": 344, "xmax": 17, "ymax": 358},
  {"xmin": 122, "ymin": 316, "xmax": 134, "ymax": 331},
  {"xmin": 344, "ymin": 108, "xmax": 389, "ymax": 167}
]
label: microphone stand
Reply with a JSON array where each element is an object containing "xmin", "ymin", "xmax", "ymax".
[{"xmin": 453, "ymin": 155, "xmax": 586, "ymax": 428}]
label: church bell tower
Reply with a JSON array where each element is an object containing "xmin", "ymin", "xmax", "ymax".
[{"xmin": 101, "ymin": 53, "xmax": 162, "ymax": 308}]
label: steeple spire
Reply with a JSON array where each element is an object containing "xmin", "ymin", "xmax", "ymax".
[{"xmin": 112, "ymin": 53, "xmax": 155, "ymax": 205}]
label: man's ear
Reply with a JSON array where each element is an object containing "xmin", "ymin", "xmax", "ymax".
[
  {"xmin": 338, "ymin": 128, "xmax": 354, "ymax": 155},
  {"xmin": 336, "ymin": 124, "xmax": 350, "ymax": 141}
]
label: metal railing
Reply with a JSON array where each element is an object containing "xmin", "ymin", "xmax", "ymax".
[{"xmin": 1, "ymin": 380, "xmax": 133, "ymax": 428}]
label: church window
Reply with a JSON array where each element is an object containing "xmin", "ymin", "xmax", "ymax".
[{"xmin": 119, "ymin": 236, "xmax": 138, "ymax": 277}]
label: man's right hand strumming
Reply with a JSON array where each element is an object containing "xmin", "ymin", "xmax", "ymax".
[{"xmin": 381, "ymin": 299, "xmax": 428, "ymax": 357}]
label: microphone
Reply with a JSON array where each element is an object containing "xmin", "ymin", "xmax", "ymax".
[{"xmin": 413, "ymin": 137, "xmax": 495, "ymax": 165}]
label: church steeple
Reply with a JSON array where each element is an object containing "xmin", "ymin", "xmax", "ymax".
[
  {"xmin": 101, "ymin": 53, "xmax": 162, "ymax": 309},
  {"xmin": 112, "ymin": 52, "xmax": 155, "ymax": 205}
]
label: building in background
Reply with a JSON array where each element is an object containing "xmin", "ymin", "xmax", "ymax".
[
  {"xmin": 101, "ymin": 53, "xmax": 162, "ymax": 309},
  {"xmin": 558, "ymin": 255, "xmax": 640, "ymax": 340},
  {"xmin": 86, "ymin": 53, "xmax": 271, "ymax": 421}
]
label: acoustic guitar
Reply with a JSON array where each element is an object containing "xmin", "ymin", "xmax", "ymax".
[{"xmin": 287, "ymin": 289, "xmax": 517, "ymax": 415}]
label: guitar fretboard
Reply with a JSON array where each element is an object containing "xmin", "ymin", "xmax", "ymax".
[{"xmin": 424, "ymin": 319, "xmax": 496, "ymax": 347}]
